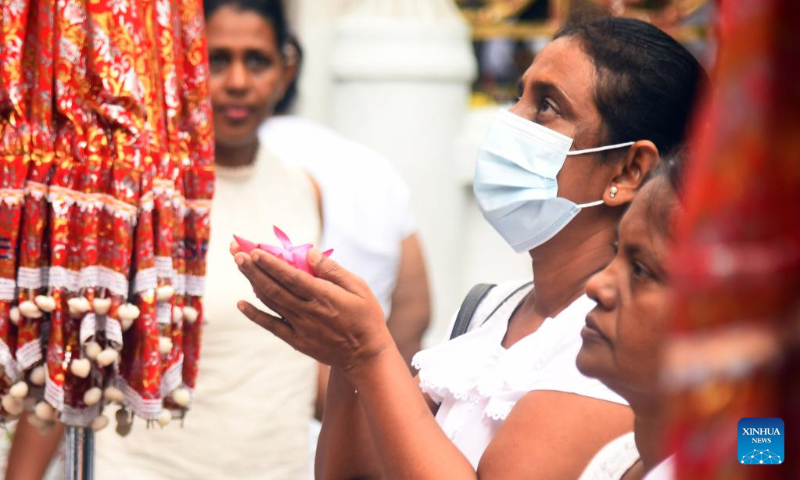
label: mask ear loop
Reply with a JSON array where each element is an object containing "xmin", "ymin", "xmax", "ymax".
[
  {"xmin": 566, "ymin": 141, "xmax": 635, "ymax": 156},
  {"xmin": 575, "ymin": 199, "xmax": 605, "ymax": 209}
]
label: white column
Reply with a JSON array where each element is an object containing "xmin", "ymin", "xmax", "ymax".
[{"xmin": 331, "ymin": 0, "xmax": 477, "ymax": 342}]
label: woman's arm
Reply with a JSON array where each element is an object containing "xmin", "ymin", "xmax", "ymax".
[
  {"xmin": 315, "ymin": 368, "xmax": 382, "ymax": 480},
  {"xmin": 6, "ymin": 414, "xmax": 64, "ymax": 480},
  {"xmin": 235, "ymin": 248, "xmax": 476, "ymax": 479},
  {"xmin": 385, "ymin": 234, "xmax": 431, "ymax": 367},
  {"xmin": 316, "ymin": 366, "xmax": 441, "ymax": 480},
  {"xmin": 478, "ymin": 391, "xmax": 633, "ymax": 479}
]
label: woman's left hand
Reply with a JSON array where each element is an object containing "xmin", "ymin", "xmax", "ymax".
[{"xmin": 232, "ymin": 243, "xmax": 394, "ymax": 373}]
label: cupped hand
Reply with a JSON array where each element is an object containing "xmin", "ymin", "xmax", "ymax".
[{"xmin": 231, "ymin": 242, "xmax": 393, "ymax": 374}]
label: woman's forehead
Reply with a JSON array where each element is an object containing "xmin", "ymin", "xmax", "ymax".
[
  {"xmin": 207, "ymin": 6, "xmax": 275, "ymax": 46},
  {"xmin": 621, "ymin": 178, "xmax": 677, "ymax": 247},
  {"xmin": 521, "ymin": 37, "xmax": 596, "ymax": 101}
]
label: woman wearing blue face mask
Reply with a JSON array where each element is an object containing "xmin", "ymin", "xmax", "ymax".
[{"xmin": 233, "ymin": 15, "xmax": 707, "ymax": 479}]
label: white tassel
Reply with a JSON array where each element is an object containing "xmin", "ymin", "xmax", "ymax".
[
  {"xmin": 183, "ymin": 306, "xmax": 199, "ymax": 324},
  {"xmin": 9, "ymin": 381, "xmax": 28, "ymax": 399},
  {"xmin": 157, "ymin": 409, "xmax": 172, "ymax": 427},
  {"xmin": 93, "ymin": 298, "xmax": 112, "ymax": 316},
  {"xmin": 158, "ymin": 337, "xmax": 173, "ymax": 355},
  {"xmin": 104, "ymin": 386, "xmax": 125, "ymax": 403},
  {"xmin": 1, "ymin": 394, "xmax": 23, "ymax": 415},
  {"xmin": 96, "ymin": 348, "xmax": 119, "ymax": 367},
  {"xmin": 84, "ymin": 341, "xmax": 102, "ymax": 361},
  {"xmin": 156, "ymin": 285, "xmax": 175, "ymax": 302},
  {"xmin": 70, "ymin": 359, "xmax": 92, "ymax": 378},
  {"xmin": 9, "ymin": 307, "xmax": 21, "ymax": 325},
  {"xmin": 29, "ymin": 365, "xmax": 46, "ymax": 386},
  {"xmin": 91, "ymin": 414, "xmax": 110, "ymax": 431},
  {"xmin": 83, "ymin": 387, "xmax": 103, "ymax": 406},
  {"xmin": 68, "ymin": 297, "xmax": 91, "ymax": 318},
  {"xmin": 171, "ymin": 387, "xmax": 191, "ymax": 407},
  {"xmin": 34, "ymin": 295, "xmax": 56, "ymax": 313},
  {"xmin": 19, "ymin": 301, "xmax": 42, "ymax": 319},
  {"xmin": 34, "ymin": 401, "xmax": 57, "ymax": 421}
]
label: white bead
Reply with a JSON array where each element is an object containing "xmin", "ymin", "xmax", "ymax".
[
  {"xmin": 171, "ymin": 388, "xmax": 191, "ymax": 407},
  {"xmin": 9, "ymin": 381, "xmax": 29, "ymax": 399},
  {"xmin": 158, "ymin": 337, "xmax": 173, "ymax": 355},
  {"xmin": 68, "ymin": 297, "xmax": 91, "ymax": 317},
  {"xmin": 29, "ymin": 365, "xmax": 46, "ymax": 386},
  {"xmin": 156, "ymin": 285, "xmax": 175, "ymax": 302},
  {"xmin": 183, "ymin": 306, "xmax": 199, "ymax": 324},
  {"xmin": 117, "ymin": 303, "xmax": 141, "ymax": 321},
  {"xmin": 9, "ymin": 307, "xmax": 21, "ymax": 325},
  {"xmin": 34, "ymin": 295, "xmax": 56, "ymax": 313},
  {"xmin": 19, "ymin": 301, "xmax": 42, "ymax": 319},
  {"xmin": 2, "ymin": 395, "xmax": 23, "ymax": 415},
  {"xmin": 157, "ymin": 409, "xmax": 172, "ymax": 427},
  {"xmin": 70, "ymin": 359, "xmax": 92, "ymax": 378},
  {"xmin": 84, "ymin": 341, "xmax": 102, "ymax": 360},
  {"xmin": 120, "ymin": 317, "xmax": 135, "ymax": 331},
  {"xmin": 34, "ymin": 401, "xmax": 56, "ymax": 421},
  {"xmin": 96, "ymin": 349, "xmax": 118, "ymax": 367},
  {"xmin": 93, "ymin": 298, "xmax": 112, "ymax": 315},
  {"xmin": 91, "ymin": 414, "xmax": 110, "ymax": 431},
  {"xmin": 172, "ymin": 306, "xmax": 184, "ymax": 323},
  {"xmin": 104, "ymin": 386, "xmax": 125, "ymax": 403},
  {"xmin": 83, "ymin": 387, "xmax": 103, "ymax": 406}
]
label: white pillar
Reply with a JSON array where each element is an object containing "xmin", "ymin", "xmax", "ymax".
[{"xmin": 331, "ymin": 0, "xmax": 477, "ymax": 343}]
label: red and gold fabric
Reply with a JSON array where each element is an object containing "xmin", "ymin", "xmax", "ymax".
[{"xmin": 665, "ymin": 0, "xmax": 800, "ymax": 478}]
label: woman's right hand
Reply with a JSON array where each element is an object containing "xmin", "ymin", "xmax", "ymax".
[{"xmin": 231, "ymin": 243, "xmax": 395, "ymax": 375}]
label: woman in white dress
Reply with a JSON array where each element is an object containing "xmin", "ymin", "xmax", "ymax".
[
  {"xmin": 233, "ymin": 16, "xmax": 707, "ymax": 480},
  {"xmin": 576, "ymin": 153, "xmax": 686, "ymax": 480}
]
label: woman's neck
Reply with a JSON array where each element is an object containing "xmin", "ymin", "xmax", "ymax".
[
  {"xmin": 215, "ymin": 141, "xmax": 259, "ymax": 168},
  {"xmin": 631, "ymin": 400, "xmax": 668, "ymax": 474},
  {"xmin": 526, "ymin": 220, "xmax": 616, "ymax": 319}
]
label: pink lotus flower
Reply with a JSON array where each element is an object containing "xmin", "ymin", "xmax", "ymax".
[{"xmin": 234, "ymin": 226, "xmax": 333, "ymax": 276}]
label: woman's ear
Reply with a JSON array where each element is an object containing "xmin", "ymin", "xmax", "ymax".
[{"xmin": 604, "ymin": 140, "xmax": 659, "ymax": 207}]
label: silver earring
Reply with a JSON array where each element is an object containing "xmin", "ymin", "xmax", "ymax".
[{"xmin": 610, "ymin": 186, "xmax": 618, "ymax": 198}]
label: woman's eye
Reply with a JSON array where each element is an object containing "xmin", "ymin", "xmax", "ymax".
[
  {"xmin": 534, "ymin": 97, "xmax": 559, "ymax": 122},
  {"xmin": 610, "ymin": 241, "xmax": 619, "ymax": 255},
  {"xmin": 246, "ymin": 54, "xmax": 272, "ymax": 72},
  {"xmin": 208, "ymin": 54, "xmax": 228, "ymax": 73},
  {"xmin": 631, "ymin": 260, "xmax": 654, "ymax": 280}
]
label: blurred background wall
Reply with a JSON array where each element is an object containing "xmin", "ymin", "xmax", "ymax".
[{"xmin": 281, "ymin": 0, "xmax": 715, "ymax": 344}]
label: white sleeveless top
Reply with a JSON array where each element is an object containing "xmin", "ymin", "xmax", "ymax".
[
  {"xmin": 412, "ymin": 280, "xmax": 627, "ymax": 469},
  {"xmin": 580, "ymin": 432, "xmax": 639, "ymax": 479},
  {"xmin": 580, "ymin": 432, "xmax": 676, "ymax": 480},
  {"xmin": 95, "ymin": 145, "xmax": 320, "ymax": 479}
]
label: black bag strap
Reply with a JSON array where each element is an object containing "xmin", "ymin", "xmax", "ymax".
[{"xmin": 450, "ymin": 283, "xmax": 496, "ymax": 340}]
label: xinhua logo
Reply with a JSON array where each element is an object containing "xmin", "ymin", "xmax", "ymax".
[{"xmin": 738, "ymin": 417, "xmax": 784, "ymax": 465}]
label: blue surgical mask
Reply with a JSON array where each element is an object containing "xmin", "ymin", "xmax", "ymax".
[{"xmin": 473, "ymin": 110, "xmax": 633, "ymax": 252}]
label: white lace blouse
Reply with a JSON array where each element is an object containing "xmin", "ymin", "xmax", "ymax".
[{"xmin": 412, "ymin": 280, "xmax": 627, "ymax": 469}]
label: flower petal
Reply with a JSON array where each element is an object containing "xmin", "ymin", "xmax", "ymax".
[
  {"xmin": 233, "ymin": 235, "xmax": 257, "ymax": 254},
  {"xmin": 291, "ymin": 244, "xmax": 313, "ymax": 274},
  {"xmin": 322, "ymin": 249, "xmax": 334, "ymax": 258},
  {"xmin": 257, "ymin": 243, "xmax": 285, "ymax": 257},
  {"xmin": 273, "ymin": 226, "xmax": 293, "ymax": 250}
]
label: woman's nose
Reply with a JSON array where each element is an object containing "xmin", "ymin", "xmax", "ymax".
[
  {"xmin": 585, "ymin": 263, "xmax": 617, "ymax": 311},
  {"xmin": 225, "ymin": 61, "xmax": 249, "ymax": 94}
]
